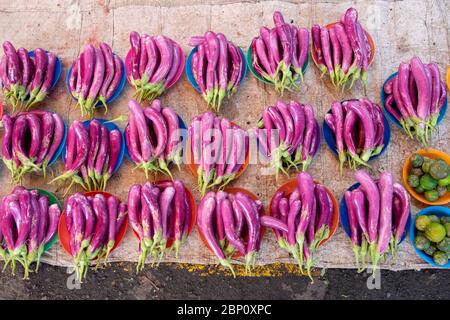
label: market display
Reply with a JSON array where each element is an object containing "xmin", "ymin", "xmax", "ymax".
[
  {"xmin": 344, "ymin": 170, "xmax": 410, "ymax": 272},
  {"xmin": 324, "ymin": 98, "xmax": 385, "ymax": 173},
  {"xmin": 256, "ymin": 100, "xmax": 319, "ymax": 176},
  {"xmin": 126, "ymin": 32, "xmax": 185, "ymax": 103},
  {"xmin": 197, "ymin": 190, "xmax": 263, "ymax": 276},
  {"xmin": 189, "ymin": 31, "xmax": 246, "ymax": 113},
  {"xmin": 249, "ymin": 11, "xmax": 309, "ymax": 94},
  {"xmin": 266, "ymin": 172, "xmax": 335, "ymax": 279},
  {"xmin": 311, "ymin": 8, "xmax": 373, "ymax": 91},
  {"xmin": 382, "ymin": 57, "xmax": 447, "ymax": 145},
  {"xmin": 50, "ymin": 120, "xmax": 123, "ymax": 192},
  {"xmin": 0, "ymin": 4, "xmax": 448, "ymax": 279},
  {"xmin": 189, "ymin": 111, "xmax": 249, "ymax": 195},
  {"xmin": 1, "ymin": 110, "xmax": 65, "ymax": 182},
  {"xmin": 62, "ymin": 192, "xmax": 127, "ymax": 281},
  {"xmin": 0, "ymin": 187, "xmax": 61, "ymax": 278},
  {"xmin": 125, "ymin": 99, "xmax": 183, "ymax": 178},
  {"xmin": 69, "ymin": 42, "xmax": 124, "ymax": 118},
  {"xmin": 127, "ymin": 180, "xmax": 194, "ymax": 272}
]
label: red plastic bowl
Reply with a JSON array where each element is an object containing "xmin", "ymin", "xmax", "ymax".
[
  {"xmin": 58, "ymin": 191, "xmax": 128, "ymax": 257},
  {"xmin": 130, "ymin": 180, "xmax": 198, "ymax": 248},
  {"xmin": 268, "ymin": 178, "xmax": 340, "ymax": 247},
  {"xmin": 197, "ymin": 187, "xmax": 266, "ymax": 258}
]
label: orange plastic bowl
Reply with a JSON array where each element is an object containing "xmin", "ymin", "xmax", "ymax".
[
  {"xmin": 197, "ymin": 187, "xmax": 266, "ymax": 259},
  {"xmin": 130, "ymin": 180, "xmax": 198, "ymax": 248},
  {"xmin": 402, "ymin": 148, "xmax": 450, "ymax": 205},
  {"xmin": 58, "ymin": 191, "xmax": 129, "ymax": 257},
  {"xmin": 269, "ymin": 178, "xmax": 339, "ymax": 247},
  {"xmin": 311, "ymin": 22, "xmax": 375, "ymax": 70}
]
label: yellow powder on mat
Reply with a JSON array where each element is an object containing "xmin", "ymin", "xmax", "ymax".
[{"xmin": 174, "ymin": 262, "xmax": 322, "ymax": 277}]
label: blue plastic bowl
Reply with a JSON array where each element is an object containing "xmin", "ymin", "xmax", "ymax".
[
  {"xmin": 65, "ymin": 54, "xmax": 126, "ymax": 107},
  {"xmin": 246, "ymin": 45, "xmax": 310, "ymax": 85},
  {"xmin": 28, "ymin": 50, "xmax": 62, "ymax": 93},
  {"xmin": 62, "ymin": 119, "xmax": 125, "ymax": 175},
  {"xmin": 185, "ymin": 46, "xmax": 248, "ymax": 93},
  {"xmin": 410, "ymin": 206, "xmax": 450, "ymax": 268},
  {"xmin": 47, "ymin": 120, "xmax": 68, "ymax": 166},
  {"xmin": 340, "ymin": 182, "xmax": 411, "ymax": 244},
  {"xmin": 124, "ymin": 115, "xmax": 187, "ymax": 162},
  {"xmin": 322, "ymin": 108, "xmax": 391, "ymax": 160},
  {"xmin": 380, "ymin": 72, "xmax": 448, "ymax": 129}
]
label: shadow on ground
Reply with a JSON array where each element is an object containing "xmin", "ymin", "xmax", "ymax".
[{"xmin": 1, "ymin": 263, "xmax": 448, "ymax": 299}]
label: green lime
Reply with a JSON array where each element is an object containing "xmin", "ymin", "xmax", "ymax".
[
  {"xmin": 410, "ymin": 167, "xmax": 424, "ymax": 177},
  {"xmin": 415, "ymin": 186, "xmax": 425, "ymax": 194},
  {"xmin": 445, "ymin": 222, "xmax": 450, "ymax": 237},
  {"xmin": 414, "ymin": 235, "xmax": 430, "ymax": 250},
  {"xmin": 437, "ymin": 237, "xmax": 450, "ymax": 253},
  {"xmin": 420, "ymin": 174, "xmax": 438, "ymax": 191},
  {"xmin": 429, "ymin": 160, "xmax": 450, "ymax": 180},
  {"xmin": 438, "ymin": 174, "xmax": 450, "ymax": 187},
  {"xmin": 415, "ymin": 215, "xmax": 431, "ymax": 231},
  {"xmin": 408, "ymin": 175, "xmax": 420, "ymax": 188},
  {"xmin": 422, "ymin": 158, "xmax": 434, "ymax": 173},
  {"xmin": 433, "ymin": 251, "xmax": 448, "ymax": 266},
  {"xmin": 425, "ymin": 222, "xmax": 447, "ymax": 243},
  {"xmin": 424, "ymin": 244, "xmax": 437, "ymax": 256},
  {"xmin": 424, "ymin": 190, "xmax": 439, "ymax": 202},
  {"xmin": 410, "ymin": 154, "xmax": 424, "ymax": 168}
]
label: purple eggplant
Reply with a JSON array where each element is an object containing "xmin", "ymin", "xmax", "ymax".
[
  {"xmin": 99, "ymin": 42, "xmax": 115, "ymax": 107},
  {"xmin": 197, "ymin": 193, "xmax": 234, "ymax": 275}
]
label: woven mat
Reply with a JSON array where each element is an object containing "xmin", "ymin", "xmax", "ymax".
[{"xmin": 0, "ymin": 0, "xmax": 449, "ymax": 270}]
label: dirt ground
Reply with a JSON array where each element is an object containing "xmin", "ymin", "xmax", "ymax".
[{"xmin": 0, "ymin": 263, "xmax": 448, "ymax": 300}]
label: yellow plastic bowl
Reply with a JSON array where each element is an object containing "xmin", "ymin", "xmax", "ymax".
[
  {"xmin": 402, "ymin": 148, "xmax": 450, "ymax": 205},
  {"xmin": 446, "ymin": 66, "xmax": 450, "ymax": 91}
]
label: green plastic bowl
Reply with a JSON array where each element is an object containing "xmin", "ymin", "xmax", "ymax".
[{"xmin": 246, "ymin": 44, "xmax": 310, "ymax": 85}]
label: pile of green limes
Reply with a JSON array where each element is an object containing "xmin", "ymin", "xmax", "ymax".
[
  {"xmin": 407, "ymin": 154, "xmax": 450, "ymax": 202},
  {"xmin": 415, "ymin": 215, "xmax": 450, "ymax": 266}
]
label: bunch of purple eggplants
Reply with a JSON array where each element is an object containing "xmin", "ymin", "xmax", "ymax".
[
  {"xmin": 197, "ymin": 190, "xmax": 263, "ymax": 276},
  {"xmin": 345, "ymin": 170, "xmax": 410, "ymax": 273},
  {"xmin": 50, "ymin": 120, "xmax": 123, "ymax": 192},
  {"xmin": 251, "ymin": 11, "xmax": 309, "ymax": 94},
  {"xmin": 126, "ymin": 32, "xmax": 185, "ymax": 103},
  {"xmin": 312, "ymin": 8, "xmax": 372, "ymax": 92},
  {"xmin": 325, "ymin": 98, "xmax": 385, "ymax": 173},
  {"xmin": 266, "ymin": 172, "xmax": 334, "ymax": 281},
  {"xmin": 125, "ymin": 99, "xmax": 183, "ymax": 179},
  {"xmin": 383, "ymin": 57, "xmax": 447, "ymax": 145},
  {"xmin": 189, "ymin": 111, "xmax": 249, "ymax": 195},
  {"xmin": 255, "ymin": 100, "xmax": 320, "ymax": 178},
  {"xmin": 1, "ymin": 110, "xmax": 65, "ymax": 183},
  {"xmin": 0, "ymin": 187, "xmax": 61, "ymax": 279},
  {"xmin": 0, "ymin": 41, "xmax": 58, "ymax": 112},
  {"xmin": 128, "ymin": 180, "xmax": 192, "ymax": 272},
  {"xmin": 69, "ymin": 42, "xmax": 124, "ymax": 118},
  {"xmin": 189, "ymin": 31, "xmax": 246, "ymax": 113},
  {"xmin": 64, "ymin": 192, "xmax": 127, "ymax": 281}
]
